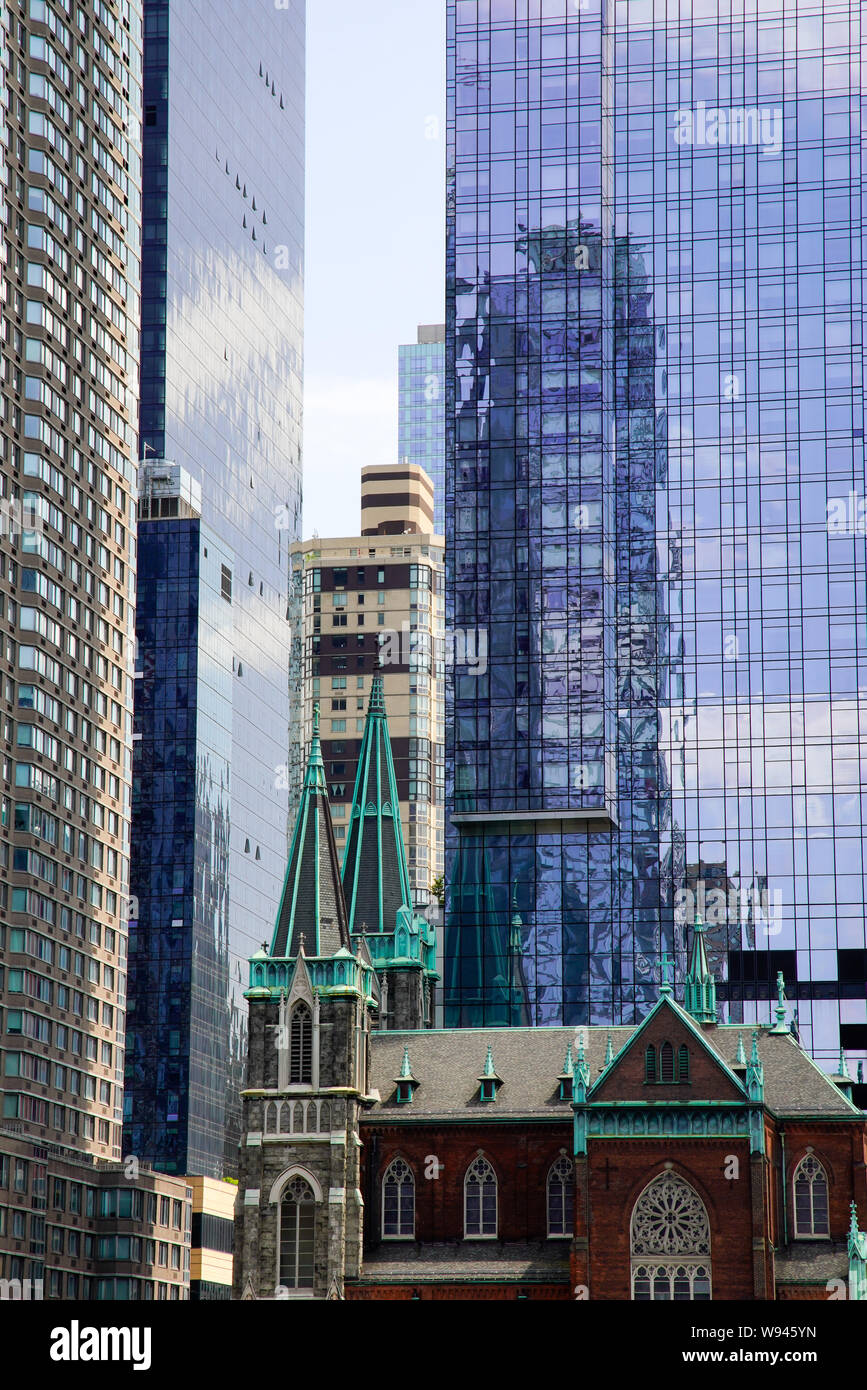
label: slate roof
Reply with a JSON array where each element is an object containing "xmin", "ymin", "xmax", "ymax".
[
  {"xmin": 354, "ymin": 1241, "xmax": 570, "ymax": 1283},
  {"xmin": 366, "ymin": 1008, "xmax": 861, "ymax": 1121},
  {"xmin": 774, "ymin": 1241, "xmax": 849, "ymax": 1284}
]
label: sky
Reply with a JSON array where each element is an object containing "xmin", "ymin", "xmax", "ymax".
[{"xmin": 303, "ymin": 0, "xmax": 446, "ymax": 538}]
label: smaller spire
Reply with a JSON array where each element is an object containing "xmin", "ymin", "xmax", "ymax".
[
  {"xmin": 770, "ymin": 970, "xmax": 790, "ymax": 1033},
  {"xmin": 851, "ymin": 1201, "xmax": 860, "ymax": 1239},
  {"xmin": 575, "ymin": 1036, "xmax": 590, "ymax": 1086},
  {"xmin": 478, "ymin": 1045, "xmax": 503, "ymax": 1102},
  {"xmin": 558, "ymin": 1042, "xmax": 575, "ymax": 1101},
  {"xmin": 838, "ymin": 1048, "xmax": 851, "ymax": 1080},
  {"xmin": 604, "ymin": 1032, "xmax": 614, "ymax": 1067},
  {"xmin": 684, "ymin": 913, "xmax": 717, "ymax": 1024},
  {"xmin": 746, "ymin": 1030, "xmax": 764, "ymax": 1102},
  {"xmin": 393, "ymin": 1045, "xmax": 418, "ymax": 1104},
  {"xmin": 734, "ymin": 1032, "xmax": 747, "ymax": 1066},
  {"xmin": 572, "ymin": 1033, "xmax": 591, "ymax": 1103}
]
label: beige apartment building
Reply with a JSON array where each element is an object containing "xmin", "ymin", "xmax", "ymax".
[
  {"xmin": 289, "ymin": 465, "xmax": 444, "ymax": 908},
  {"xmin": 0, "ymin": 1127, "xmax": 190, "ymax": 1300}
]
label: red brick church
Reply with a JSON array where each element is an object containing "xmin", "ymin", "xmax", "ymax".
[{"xmin": 234, "ymin": 688, "xmax": 867, "ymax": 1301}]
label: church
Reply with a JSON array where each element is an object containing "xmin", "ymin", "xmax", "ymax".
[{"xmin": 233, "ymin": 680, "xmax": 867, "ymax": 1301}]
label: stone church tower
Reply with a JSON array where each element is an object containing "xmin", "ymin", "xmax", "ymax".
[{"xmin": 233, "ymin": 687, "xmax": 435, "ymax": 1299}]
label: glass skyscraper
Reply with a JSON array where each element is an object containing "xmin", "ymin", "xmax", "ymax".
[
  {"xmin": 126, "ymin": 464, "xmax": 235, "ymax": 1176},
  {"xmin": 126, "ymin": 0, "xmax": 305, "ymax": 1174},
  {"xmin": 445, "ymin": 0, "xmax": 867, "ymax": 1072},
  {"xmin": 399, "ymin": 325, "xmax": 447, "ymax": 531}
]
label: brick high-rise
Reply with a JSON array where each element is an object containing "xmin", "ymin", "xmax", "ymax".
[{"xmin": 0, "ymin": 0, "xmax": 142, "ymax": 1166}]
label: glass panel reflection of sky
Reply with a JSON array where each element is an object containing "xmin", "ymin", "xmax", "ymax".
[
  {"xmin": 445, "ymin": 0, "xmax": 867, "ymax": 1068},
  {"xmin": 133, "ymin": 0, "xmax": 305, "ymax": 1171}
]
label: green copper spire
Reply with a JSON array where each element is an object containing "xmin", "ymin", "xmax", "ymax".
[
  {"xmin": 769, "ymin": 970, "xmax": 790, "ymax": 1033},
  {"xmin": 558, "ymin": 1042, "xmax": 574, "ymax": 1100},
  {"xmin": 746, "ymin": 1030, "xmax": 764, "ymax": 1103},
  {"xmin": 270, "ymin": 703, "xmax": 349, "ymax": 958},
  {"xmin": 573, "ymin": 1035, "xmax": 591, "ymax": 1102},
  {"xmin": 831, "ymin": 1048, "xmax": 854, "ymax": 1103},
  {"xmin": 478, "ymin": 1045, "xmax": 503, "ymax": 1101},
  {"xmin": 734, "ymin": 1032, "xmax": 747, "ymax": 1067},
  {"xmin": 849, "ymin": 1203, "xmax": 867, "ymax": 1300},
  {"xmin": 604, "ymin": 1033, "xmax": 614, "ymax": 1066},
  {"xmin": 341, "ymin": 675, "xmax": 412, "ymax": 934},
  {"xmin": 393, "ymin": 1044, "xmax": 419, "ymax": 1103},
  {"xmin": 684, "ymin": 914, "xmax": 717, "ymax": 1024}
]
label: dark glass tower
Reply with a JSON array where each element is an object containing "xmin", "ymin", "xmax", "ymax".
[
  {"xmin": 126, "ymin": 465, "xmax": 234, "ymax": 1176},
  {"xmin": 127, "ymin": 0, "xmax": 305, "ymax": 1174},
  {"xmin": 445, "ymin": 0, "xmax": 867, "ymax": 1072}
]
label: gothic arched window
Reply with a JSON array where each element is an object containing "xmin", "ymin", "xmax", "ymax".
[
  {"xmin": 547, "ymin": 1155, "xmax": 574, "ymax": 1238},
  {"xmin": 464, "ymin": 1156, "xmax": 497, "ymax": 1238},
  {"xmin": 278, "ymin": 1176, "xmax": 316, "ymax": 1292},
  {"xmin": 659, "ymin": 1041, "xmax": 675, "ymax": 1083},
  {"xmin": 645, "ymin": 1045, "xmax": 657, "ymax": 1082},
  {"xmin": 793, "ymin": 1155, "xmax": 830, "ymax": 1237},
  {"xmin": 289, "ymin": 1002, "xmax": 312, "ymax": 1084},
  {"xmin": 382, "ymin": 1158, "xmax": 415, "ymax": 1239},
  {"xmin": 631, "ymin": 1172, "xmax": 711, "ymax": 1301}
]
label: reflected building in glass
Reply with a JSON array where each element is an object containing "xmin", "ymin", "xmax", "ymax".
[
  {"xmin": 399, "ymin": 325, "xmax": 447, "ymax": 531},
  {"xmin": 127, "ymin": 0, "xmax": 305, "ymax": 1174},
  {"xmin": 445, "ymin": 0, "xmax": 867, "ymax": 1074}
]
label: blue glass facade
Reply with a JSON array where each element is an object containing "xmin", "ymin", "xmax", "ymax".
[
  {"xmin": 445, "ymin": 0, "xmax": 867, "ymax": 1068},
  {"xmin": 399, "ymin": 327, "xmax": 447, "ymax": 531},
  {"xmin": 126, "ymin": 516, "xmax": 233, "ymax": 1175},
  {"xmin": 129, "ymin": 0, "xmax": 305, "ymax": 1172}
]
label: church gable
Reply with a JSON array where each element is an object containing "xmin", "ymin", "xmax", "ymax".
[{"xmin": 590, "ymin": 999, "xmax": 746, "ymax": 1104}]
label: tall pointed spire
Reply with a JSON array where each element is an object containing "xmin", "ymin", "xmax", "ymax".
[
  {"xmin": 271, "ymin": 703, "xmax": 349, "ymax": 958},
  {"xmin": 684, "ymin": 914, "xmax": 717, "ymax": 1024},
  {"xmin": 341, "ymin": 674, "xmax": 412, "ymax": 934}
]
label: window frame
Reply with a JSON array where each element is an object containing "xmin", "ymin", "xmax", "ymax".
[
  {"xmin": 546, "ymin": 1155, "xmax": 575, "ymax": 1239},
  {"xmin": 381, "ymin": 1157, "xmax": 416, "ymax": 1241},
  {"xmin": 792, "ymin": 1154, "xmax": 830, "ymax": 1240},
  {"xmin": 463, "ymin": 1156, "xmax": 498, "ymax": 1240}
]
